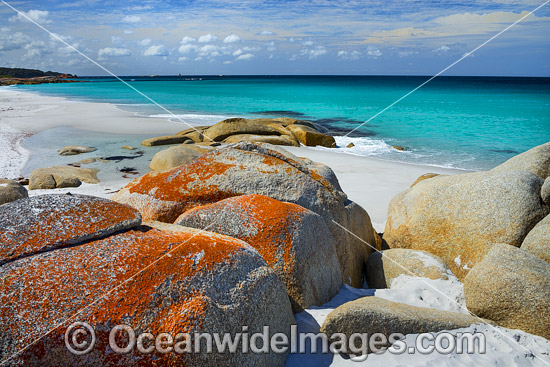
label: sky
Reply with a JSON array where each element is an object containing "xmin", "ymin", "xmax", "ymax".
[{"xmin": 0, "ymin": 0, "xmax": 549, "ymax": 76}]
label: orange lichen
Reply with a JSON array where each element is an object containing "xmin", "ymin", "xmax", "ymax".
[
  {"xmin": 0, "ymin": 228, "xmax": 247, "ymax": 364},
  {"xmin": 0, "ymin": 198, "xmax": 140, "ymax": 265}
]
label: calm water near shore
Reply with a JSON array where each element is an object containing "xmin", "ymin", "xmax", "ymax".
[{"xmin": 15, "ymin": 75, "xmax": 550, "ymax": 170}]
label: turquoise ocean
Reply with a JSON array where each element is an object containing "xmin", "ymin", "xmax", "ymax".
[{"xmin": 14, "ymin": 75, "xmax": 550, "ymax": 171}]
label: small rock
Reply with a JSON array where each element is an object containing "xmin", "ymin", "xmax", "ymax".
[
  {"xmin": 149, "ymin": 145, "xmax": 208, "ymax": 171},
  {"xmin": 29, "ymin": 166, "xmax": 99, "ymax": 190},
  {"xmin": 392, "ymin": 145, "xmax": 406, "ymax": 151},
  {"xmin": 321, "ymin": 296, "xmax": 483, "ymax": 353},
  {"xmin": 141, "ymin": 135, "xmax": 192, "ymax": 147},
  {"xmin": 286, "ymin": 124, "xmax": 336, "ymax": 148},
  {"xmin": 346, "ymin": 142, "xmax": 355, "ymax": 148},
  {"xmin": 58, "ymin": 145, "xmax": 96, "ymax": 156},
  {"xmin": 121, "ymin": 145, "xmax": 136, "ymax": 150},
  {"xmin": 0, "ymin": 179, "xmax": 28, "ymax": 206},
  {"xmin": 464, "ymin": 244, "xmax": 550, "ymax": 339}
]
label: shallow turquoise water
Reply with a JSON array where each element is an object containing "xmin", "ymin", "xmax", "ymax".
[{"xmin": 15, "ymin": 76, "xmax": 550, "ymax": 170}]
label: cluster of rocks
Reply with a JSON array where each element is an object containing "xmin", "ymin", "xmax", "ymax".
[{"xmin": 2, "ymin": 138, "xmax": 549, "ymax": 364}]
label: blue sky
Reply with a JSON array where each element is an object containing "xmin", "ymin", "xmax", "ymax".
[{"xmin": 0, "ymin": 0, "xmax": 549, "ymax": 76}]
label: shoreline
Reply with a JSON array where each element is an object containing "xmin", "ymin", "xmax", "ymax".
[{"xmin": 0, "ymin": 87, "xmax": 462, "ymax": 230}]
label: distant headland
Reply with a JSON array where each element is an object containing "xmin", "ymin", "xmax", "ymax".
[{"xmin": 0, "ymin": 67, "xmax": 81, "ymax": 86}]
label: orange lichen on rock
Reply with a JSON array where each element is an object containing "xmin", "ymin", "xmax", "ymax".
[
  {"xmin": 0, "ymin": 227, "xmax": 254, "ymax": 365},
  {"xmin": 0, "ymin": 194, "xmax": 141, "ymax": 265}
]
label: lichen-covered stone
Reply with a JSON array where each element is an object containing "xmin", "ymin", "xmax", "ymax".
[
  {"xmin": 384, "ymin": 170, "xmax": 549, "ymax": 280},
  {"xmin": 0, "ymin": 194, "xmax": 141, "ymax": 265},
  {"xmin": 0, "ymin": 179, "xmax": 27, "ymax": 206},
  {"xmin": 410, "ymin": 173, "xmax": 443, "ymax": 188},
  {"xmin": 320, "ymin": 296, "xmax": 483, "ymax": 353},
  {"xmin": 0, "ymin": 227, "xmax": 293, "ymax": 366},
  {"xmin": 464, "ymin": 244, "xmax": 550, "ymax": 339},
  {"xmin": 113, "ymin": 143, "xmax": 379, "ymax": 287},
  {"xmin": 176, "ymin": 194, "xmax": 343, "ymax": 312},
  {"xmin": 366, "ymin": 249, "xmax": 453, "ymax": 289},
  {"xmin": 223, "ymin": 134, "xmax": 299, "ymax": 146},
  {"xmin": 203, "ymin": 118, "xmax": 281, "ymax": 142}
]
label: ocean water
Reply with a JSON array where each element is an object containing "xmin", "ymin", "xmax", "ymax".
[{"xmin": 15, "ymin": 76, "xmax": 550, "ymax": 170}]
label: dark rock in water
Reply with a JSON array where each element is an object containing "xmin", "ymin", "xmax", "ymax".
[
  {"xmin": 118, "ymin": 167, "xmax": 139, "ymax": 174},
  {"xmin": 252, "ymin": 110, "xmax": 306, "ymax": 117},
  {"xmin": 346, "ymin": 143, "xmax": 355, "ymax": 148},
  {"xmin": 100, "ymin": 153, "xmax": 144, "ymax": 163},
  {"xmin": 0, "ymin": 194, "xmax": 141, "ymax": 265},
  {"xmin": 392, "ymin": 145, "xmax": 406, "ymax": 151},
  {"xmin": 489, "ymin": 149, "xmax": 519, "ymax": 154}
]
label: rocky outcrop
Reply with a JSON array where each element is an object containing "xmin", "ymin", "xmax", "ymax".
[
  {"xmin": 521, "ymin": 215, "xmax": 550, "ymax": 263},
  {"xmin": 149, "ymin": 145, "xmax": 210, "ymax": 171},
  {"xmin": 286, "ymin": 124, "xmax": 336, "ymax": 148},
  {"xmin": 320, "ymin": 296, "xmax": 483, "ymax": 353},
  {"xmin": 224, "ymin": 134, "xmax": 299, "ymax": 146},
  {"xmin": 58, "ymin": 145, "xmax": 96, "ymax": 156},
  {"xmin": 203, "ymin": 118, "xmax": 281, "ymax": 142},
  {"xmin": 0, "ymin": 194, "xmax": 141, "ymax": 265},
  {"xmin": 175, "ymin": 194, "xmax": 343, "ymax": 312},
  {"xmin": 384, "ymin": 169, "xmax": 549, "ymax": 279},
  {"xmin": 491, "ymin": 142, "xmax": 550, "ymax": 179},
  {"xmin": 0, "ymin": 195, "xmax": 294, "ymax": 366},
  {"xmin": 141, "ymin": 135, "xmax": 192, "ymax": 146},
  {"xmin": 29, "ymin": 165, "xmax": 100, "ymax": 190},
  {"xmin": 0, "ymin": 178, "xmax": 27, "ymax": 205},
  {"xmin": 113, "ymin": 143, "xmax": 379, "ymax": 287},
  {"xmin": 366, "ymin": 249, "xmax": 453, "ymax": 289},
  {"xmin": 464, "ymin": 244, "xmax": 550, "ymax": 339}
]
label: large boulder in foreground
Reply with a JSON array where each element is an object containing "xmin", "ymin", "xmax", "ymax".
[
  {"xmin": 224, "ymin": 134, "xmax": 299, "ymax": 146},
  {"xmin": 0, "ymin": 178, "xmax": 27, "ymax": 206},
  {"xmin": 521, "ymin": 214, "xmax": 550, "ymax": 263},
  {"xmin": 366, "ymin": 249, "xmax": 453, "ymax": 289},
  {"xmin": 491, "ymin": 142, "xmax": 550, "ymax": 179},
  {"xmin": 320, "ymin": 296, "xmax": 482, "ymax": 354},
  {"xmin": 0, "ymin": 195, "xmax": 293, "ymax": 366},
  {"xmin": 0, "ymin": 226, "xmax": 293, "ymax": 366},
  {"xmin": 176, "ymin": 194, "xmax": 343, "ymax": 312},
  {"xmin": 149, "ymin": 145, "xmax": 210, "ymax": 171},
  {"xmin": 464, "ymin": 244, "xmax": 550, "ymax": 339},
  {"xmin": 384, "ymin": 169, "xmax": 548, "ymax": 279},
  {"xmin": 113, "ymin": 143, "xmax": 379, "ymax": 287},
  {"xmin": 29, "ymin": 165, "xmax": 99, "ymax": 190},
  {"xmin": 0, "ymin": 194, "xmax": 141, "ymax": 265}
]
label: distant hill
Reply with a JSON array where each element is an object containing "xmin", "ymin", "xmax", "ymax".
[{"xmin": 0, "ymin": 67, "xmax": 77, "ymax": 78}]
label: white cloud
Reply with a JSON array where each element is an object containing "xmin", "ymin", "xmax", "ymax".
[
  {"xmin": 398, "ymin": 50, "xmax": 418, "ymax": 58},
  {"xmin": 257, "ymin": 30, "xmax": 276, "ymax": 36},
  {"xmin": 337, "ymin": 50, "xmax": 361, "ymax": 60},
  {"xmin": 180, "ymin": 36, "xmax": 196, "ymax": 44},
  {"xmin": 302, "ymin": 40, "xmax": 314, "ymax": 46},
  {"xmin": 236, "ymin": 53, "xmax": 254, "ymax": 61},
  {"xmin": 111, "ymin": 36, "xmax": 125, "ymax": 46},
  {"xmin": 298, "ymin": 46, "xmax": 327, "ymax": 59},
  {"xmin": 265, "ymin": 42, "xmax": 276, "ymax": 52},
  {"xmin": 433, "ymin": 45, "xmax": 451, "ymax": 53},
  {"xmin": 9, "ymin": 10, "xmax": 51, "ymax": 24},
  {"xmin": 123, "ymin": 30, "xmax": 134, "ymax": 35},
  {"xmin": 198, "ymin": 34, "xmax": 218, "ymax": 43},
  {"xmin": 98, "ymin": 47, "xmax": 131, "ymax": 57},
  {"xmin": 179, "ymin": 44, "xmax": 198, "ymax": 54},
  {"xmin": 143, "ymin": 45, "xmax": 168, "ymax": 56},
  {"xmin": 0, "ymin": 31, "xmax": 31, "ymax": 51},
  {"xmin": 139, "ymin": 38, "xmax": 152, "ymax": 46},
  {"xmin": 123, "ymin": 15, "xmax": 141, "ymax": 23},
  {"xmin": 223, "ymin": 34, "xmax": 241, "ymax": 43},
  {"xmin": 198, "ymin": 44, "xmax": 221, "ymax": 58},
  {"xmin": 233, "ymin": 49, "xmax": 243, "ymax": 56},
  {"xmin": 366, "ymin": 46, "xmax": 382, "ymax": 58}
]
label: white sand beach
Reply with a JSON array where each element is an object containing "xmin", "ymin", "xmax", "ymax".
[{"xmin": 1, "ymin": 88, "xmax": 548, "ymax": 366}]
